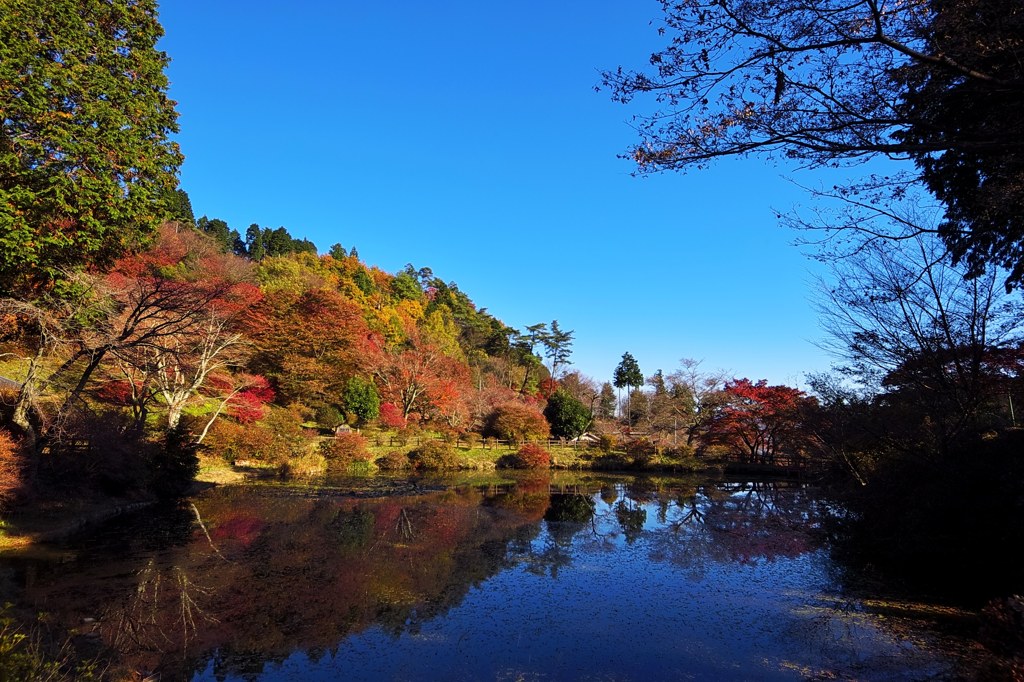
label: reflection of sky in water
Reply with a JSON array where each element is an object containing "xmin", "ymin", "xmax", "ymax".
[{"xmin": 192, "ymin": 483, "xmax": 951, "ymax": 681}]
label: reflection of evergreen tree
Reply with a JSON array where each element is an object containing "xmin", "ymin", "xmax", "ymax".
[
  {"xmin": 331, "ymin": 506, "xmax": 375, "ymax": 549},
  {"xmin": 544, "ymin": 494, "xmax": 595, "ymax": 523},
  {"xmin": 544, "ymin": 494, "xmax": 596, "ymax": 548},
  {"xmin": 615, "ymin": 501, "xmax": 647, "ymax": 544}
]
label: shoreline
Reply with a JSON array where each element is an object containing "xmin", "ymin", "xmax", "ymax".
[{"xmin": 0, "ymin": 456, "xmax": 811, "ymax": 552}]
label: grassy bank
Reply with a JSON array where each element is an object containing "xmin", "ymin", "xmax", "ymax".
[{"xmin": 1, "ymin": 437, "xmax": 712, "ymax": 552}]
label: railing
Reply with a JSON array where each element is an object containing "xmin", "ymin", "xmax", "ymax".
[
  {"xmin": 378, "ymin": 436, "xmax": 584, "ymax": 450},
  {"xmin": 40, "ymin": 438, "xmax": 92, "ymax": 456}
]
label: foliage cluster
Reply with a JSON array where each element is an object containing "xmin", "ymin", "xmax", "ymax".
[
  {"xmin": 375, "ymin": 450, "xmax": 412, "ymax": 471},
  {"xmin": 543, "ymin": 390, "xmax": 591, "ymax": 440},
  {"xmin": 0, "ymin": 429, "xmax": 24, "ymax": 511},
  {"xmin": 407, "ymin": 441, "xmax": 462, "ymax": 471},
  {"xmin": 319, "ymin": 432, "xmax": 372, "ymax": 470},
  {"xmin": 487, "ymin": 402, "xmax": 549, "ymax": 444},
  {"xmin": 498, "ymin": 443, "xmax": 551, "ymax": 470}
]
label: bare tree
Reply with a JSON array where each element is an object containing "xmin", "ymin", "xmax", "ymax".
[
  {"xmin": 150, "ymin": 312, "xmax": 245, "ymax": 430},
  {"xmin": 816, "ymin": 228, "xmax": 1024, "ymax": 448},
  {"xmin": 666, "ymin": 359, "xmax": 730, "ymax": 448},
  {"xmin": 1, "ymin": 226, "xmax": 252, "ymax": 454}
]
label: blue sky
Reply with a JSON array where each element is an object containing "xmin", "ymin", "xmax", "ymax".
[{"xmin": 157, "ymin": 0, "xmax": 849, "ymax": 388}]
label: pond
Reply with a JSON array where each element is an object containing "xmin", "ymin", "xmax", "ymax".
[{"xmin": 0, "ymin": 473, "xmax": 984, "ymax": 680}]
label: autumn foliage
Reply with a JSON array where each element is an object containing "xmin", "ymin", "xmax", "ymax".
[
  {"xmin": 408, "ymin": 441, "xmax": 462, "ymax": 471},
  {"xmin": 704, "ymin": 379, "xmax": 816, "ymax": 464},
  {"xmin": 501, "ymin": 443, "xmax": 551, "ymax": 470},
  {"xmin": 0, "ymin": 429, "xmax": 24, "ymax": 510},
  {"xmin": 320, "ymin": 432, "xmax": 372, "ymax": 468},
  {"xmin": 1, "ymin": 216, "xmax": 568, "ymax": 493},
  {"xmin": 487, "ymin": 402, "xmax": 550, "ymax": 444},
  {"xmin": 378, "ymin": 402, "xmax": 407, "ymax": 429}
]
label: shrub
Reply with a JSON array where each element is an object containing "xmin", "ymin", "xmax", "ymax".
[
  {"xmin": 395, "ymin": 423, "xmax": 420, "ymax": 447},
  {"xmin": 281, "ymin": 451, "xmax": 327, "ymax": 478},
  {"xmin": 662, "ymin": 444, "xmax": 700, "ymax": 469},
  {"xmin": 597, "ymin": 433, "xmax": 617, "ymax": 453},
  {"xmin": 625, "ymin": 438, "xmax": 657, "ymax": 467},
  {"xmin": 314, "ymin": 404, "xmax": 345, "ymax": 430},
  {"xmin": 202, "ymin": 419, "xmax": 277, "ymax": 463},
  {"xmin": 262, "ymin": 405, "xmax": 318, "ymax": 460},
  {"xmin": 376, "ymin": 450, "xmax": 411, "ymax": 471},
  {"xmin": 499, "ymin": 442, "xmax": 551, "ymax": 470},
  {"xmin": 543, "ymin": 389, "xmax": 592, "ymax": 440},
  {"xmin": 320, "ymin": 432, "xmax": 371, "ymax": 469},
  {"xmin": 487, "ymin": 402, "xmax": 550, "ymax": 444},
  {"xmin": 341, "ymin": 376, "xmax": 380, "ymax": 425},
  {"xmin": 408, "ymin": 441, "xmax": 461, "ymax": 471}
]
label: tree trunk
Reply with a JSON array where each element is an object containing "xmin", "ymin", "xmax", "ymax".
[{"xmin": 11, "ymin": 347, "xmax": 43, "ymax": 487}]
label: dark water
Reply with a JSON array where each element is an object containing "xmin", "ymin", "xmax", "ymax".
[{"xmin": 0, "ymin": 474, "xmax": 982, "ymax": 680}]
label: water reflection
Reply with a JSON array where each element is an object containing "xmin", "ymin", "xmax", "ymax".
[{"xmin": 0, "ymin": 475, "xmax": 971, "ymax": 680}]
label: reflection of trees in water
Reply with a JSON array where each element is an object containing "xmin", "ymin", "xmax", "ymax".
[
  {"xmin": 10, "ymin": 484, "xmax": 551, "ymax": 681},
  {"xmin": 3, "ymin": 478, "xmax": 830, "ymax": 679},
  {"xmin": 614, "ymin": 500, "xmax": 647, "ymax": 544},
  {"xmin": 645, "ymin": 481, "xmax": 826, "ymax": 579},
  {"xmin": 511, "ymin": 494, "xmax": 597, "ymax": 578},
  {"xmin": 507, "ymin": 480, "xmax": 826, "ymax": 582},
  {"xmin": 102, "ymin": 558, "xmax": 218, "ymax": 676}
]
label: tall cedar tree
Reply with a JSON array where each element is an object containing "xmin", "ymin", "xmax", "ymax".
[{"xmin": 0, "ymin": 0, "xmax": 183, "ymax": 293}]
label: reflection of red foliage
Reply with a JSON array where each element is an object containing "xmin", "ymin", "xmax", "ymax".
[
  {"xmin": 730, "ymin": 533, "xmax": 810, "ymax": 563},
  {"xmin": 516, "ymin": 475, "xmax": 552, "ymax": 494},
  {"xmin": 210, "ymin": 514, "xmax": 265, "ymax": 546}
]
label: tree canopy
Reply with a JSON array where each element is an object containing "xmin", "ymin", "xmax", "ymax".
[
  {"xmin": 544, "ymin": 389, "xmax": 591, "ymax": 440},
  {"xmin": 613, "ymin": 352, "xmax": 643, "ymax": 392},
  {"xmin": 603, "ymin": 0, "xmax": 1024, "ymax": 286},
  {"xmin": 0, "ymin": 0, "xmax": 183, "ymax": 292}
]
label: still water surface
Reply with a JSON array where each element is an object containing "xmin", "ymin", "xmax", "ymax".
[{"xmin": 0, "ymin": 474, "xmax": 976, "ymax": 680}]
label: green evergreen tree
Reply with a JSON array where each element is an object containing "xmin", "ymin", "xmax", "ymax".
[
  {"xmin": 342, "ymin": 376, "xmax": 380, "ymax": 426},
  {"xmin": 0, "ymin": 0, "xmax": 183, "ymax": 292},
  {"xmin": 613, "ymin": 352, "xmax": 644, "ymax": 425},
  {"xmin": 544, "ymin": 389, "xmax": 591, "ymax": 439}
]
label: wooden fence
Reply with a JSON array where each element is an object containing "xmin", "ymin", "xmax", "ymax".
[{"xmin": 378, "ymin": 435, "xmax": 585, "ymax": 451}]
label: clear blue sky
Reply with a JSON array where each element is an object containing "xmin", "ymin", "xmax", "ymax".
[{"xmin": 158, "ymin": 0, "xmax": 848, "ymax": 388}]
